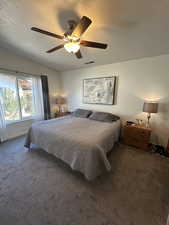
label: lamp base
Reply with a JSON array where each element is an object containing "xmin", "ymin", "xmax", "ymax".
[{"xmin": 146, "ymin": 113, "xmax": 151, "ymax": 128}]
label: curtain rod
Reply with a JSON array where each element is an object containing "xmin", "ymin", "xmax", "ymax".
[{"xmin": 0, "ymin": 67, "xmax": 43, "ymax": 77}]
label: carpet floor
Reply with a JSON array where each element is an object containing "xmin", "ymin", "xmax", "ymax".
[{"xmin": 0, "ymin": 136, "xmax": 169, "ymax": 225}]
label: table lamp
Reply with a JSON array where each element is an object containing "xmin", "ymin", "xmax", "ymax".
[
  {"xmin": 56, "ymin": 96, "xmax": 66, "ymax": 113},
  {"xmin": 143, "ymin": 102, "xmax": 158, "ymax": 127}
]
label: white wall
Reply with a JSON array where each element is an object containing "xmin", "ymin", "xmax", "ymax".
[
  {"xmin": 61, "ymin": 54, "xmax": 169, "ymax": 147},
  {"xmin": 0, "ymin": 47, "xmax": 60, "ymax": 139}
]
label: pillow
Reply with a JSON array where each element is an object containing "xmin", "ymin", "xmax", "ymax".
[
  {"xmin": 89, "ymin": 111, "xmax": 120, "ymax": 122},
  {"xmin": 72, "ymin": 108, "xmax": 92, "ymax": 118}
]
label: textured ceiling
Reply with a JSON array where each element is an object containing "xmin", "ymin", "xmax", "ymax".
[{"xmin": 0, "ymin": 0, "xmax": 169, "ymax": 71}]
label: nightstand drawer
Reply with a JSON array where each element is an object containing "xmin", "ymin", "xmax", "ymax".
[
  {"xmin": 125, "ymin": 133, "xmax": 150, "ymax": 142},
  {"xmin": 125, "ymin": 135, "xmax": 148, "ymax": 142},
  {"xmin": 133, "ymin": 129, "xmax": 150, "ymax": 137},
  {"xmin": 124, "ymin": 142, "xmax": 149, "ymax": 151},
  {"xmin": 123, "ymin": 126, "xmax": 150, "ymax": 135},
  {"xmin": 124, "ymin": 136, "xmax": 149, "ymax": 149}
]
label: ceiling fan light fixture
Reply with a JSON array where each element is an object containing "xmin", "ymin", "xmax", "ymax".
[{"xmin": 64, "ymin": 41, "xmax": 80, "ymax": 53}]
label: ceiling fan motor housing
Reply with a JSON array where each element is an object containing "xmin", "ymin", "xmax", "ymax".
[{"xmin": 64, "ymin": 20, "xmax": 77, "ymax": 37}]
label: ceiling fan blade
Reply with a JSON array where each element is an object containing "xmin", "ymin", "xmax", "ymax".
[
  {"xmin": 46, "ymin": 44, "xmax": 64, "ymax": 53},
  {"xmin": 31, "ymin": 27, "xmax": 64, "ymax": 40},
  {"xmin": 80, "ymin": 40, "xmax": 107, "ymax": 49},
  {"xmin": 71, "ymin": 16, "xmax": 92, "ymax": 37},
  {"xmin": 75, "ymin": 50, "xmax": 82, "ymax": 59}
]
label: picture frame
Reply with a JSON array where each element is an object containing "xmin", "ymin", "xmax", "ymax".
[{"xmin": 83, "ymin": 76, "xmax": 116, "ymax": 105}]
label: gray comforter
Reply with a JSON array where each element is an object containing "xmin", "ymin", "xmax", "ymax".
[{"xmin": 25, "ymin": 116, "xmax": 121, "ymax": 180}]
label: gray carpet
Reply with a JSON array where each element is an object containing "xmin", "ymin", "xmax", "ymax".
[{"xmin": 0, "ymin": 136, "xmax": 169, "ymax": 225}]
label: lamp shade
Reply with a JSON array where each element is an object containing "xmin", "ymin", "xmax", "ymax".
[
  {"xmin": 143, "ymin": 102, "xmax": 158, "ymax": 113},
  {"xmin": 56, "ymin": 96, "xmax": 66, "ymax": 105}
]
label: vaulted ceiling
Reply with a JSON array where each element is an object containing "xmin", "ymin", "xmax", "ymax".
[{"xmin": 0, "ymin": 0, "xmax": 169, "ymax": 71}]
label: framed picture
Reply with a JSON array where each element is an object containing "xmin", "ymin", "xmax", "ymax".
[{"xmin": 83, "ymin": 76, "xmax": 116, "ymax": 105}]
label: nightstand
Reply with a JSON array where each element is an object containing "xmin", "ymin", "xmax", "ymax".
[
  {"xmin": 122, "ymin": 125, "xmax": 152, "ymax": 151},
  {"xmin": 54, "ymin": 112, "xmax": 71, "ymax": 118}
]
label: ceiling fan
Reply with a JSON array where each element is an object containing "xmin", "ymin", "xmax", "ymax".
[{"xmin": 31, "ymin": 16, "xmax": 108, "ymax": 59}]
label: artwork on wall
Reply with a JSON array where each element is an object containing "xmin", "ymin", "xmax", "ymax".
[{"xmin": 83, "ymin": 76, "xmax": 116, "ymax": 105}]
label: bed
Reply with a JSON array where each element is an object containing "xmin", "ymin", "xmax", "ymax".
[{"xmin": 25, "ymin": 115, "xmax": 121, "ymax": 180}]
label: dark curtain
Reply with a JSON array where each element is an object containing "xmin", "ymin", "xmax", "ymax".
[{"xmin": 40, "ymin": 75, "xmax": 51, "ymax": 120}]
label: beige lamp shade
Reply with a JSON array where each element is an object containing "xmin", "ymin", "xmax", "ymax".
[
  {"xmin": 143, "ymin": 102, "xmax": 158, "ymax": 113},
  {"xmin": 56, "ymin": 96, "xmax": 66, "ymax": 105}
]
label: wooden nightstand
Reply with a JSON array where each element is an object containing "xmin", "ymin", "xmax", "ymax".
[
  {"xmin": 122, "ymin": 125, "xmax": 152, "ymax": 151},
  {"xmin": 166, "ymin": 139, "xmax": 169, "ymax": 154},
  {"xmin": 54, "ymin": 112, "xmax": 71, "ymax": 118}
]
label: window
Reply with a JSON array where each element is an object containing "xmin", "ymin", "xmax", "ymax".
[
  {"xmin": 18, "ymin": 78, "xmax": 33, "ymax": 119},
  {"xmin": 0, "ymin": 75, "xmax": 20, "ymax": 122},
  {"xmin": 0, "ymin": 73, "xmax": 44, "ymax": 123}
]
